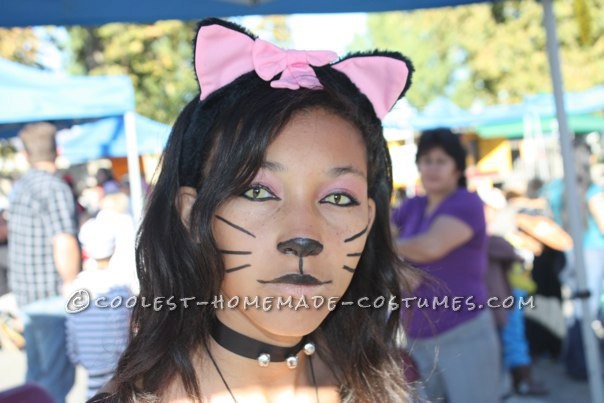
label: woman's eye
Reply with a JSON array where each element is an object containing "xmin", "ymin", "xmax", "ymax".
[
  {"xmin": 242, "ymin": 185, "xmax": 278, "ymax": 201},
  {"xmin": 321, "ymin": 193, "xmax": 358, "ymax": 206}
]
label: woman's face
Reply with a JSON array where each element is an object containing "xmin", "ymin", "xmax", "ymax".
[
  {"xmin": 417, "ymin": 147, "xmax": 460, "ymax": 196},
  {"xmin": 212, "ymin": 108, "xmax": 375, "ymax": 343}
]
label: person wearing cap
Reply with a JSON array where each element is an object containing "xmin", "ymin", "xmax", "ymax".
[
  {"xmin": 7, "ymin": 122, "xmax": 81, "ymax": 402},
  {"xmin": 66, "ymin": 212, "xmax": 133, "ymax": 399}
]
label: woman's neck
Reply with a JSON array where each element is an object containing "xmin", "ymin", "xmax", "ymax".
[
  {"xmin": 161, "ymin": 332, "xmax": 339, "ymax": 402},
  {"xmin": 195, "ymin": 338, "xmax": 320, "ymax": 402}
]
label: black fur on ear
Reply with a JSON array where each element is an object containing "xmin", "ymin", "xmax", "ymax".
[{"xmin": 336, "ymin": 50, "xmax": 414, "ymax": 99}]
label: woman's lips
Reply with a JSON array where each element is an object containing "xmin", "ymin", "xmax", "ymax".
[{"xmin": 257, "ymin": 273, "xmax": 332, "ymax": 286}]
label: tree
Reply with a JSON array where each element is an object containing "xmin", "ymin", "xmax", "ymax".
[
  {"xmin": 68, "ymin": 17, "xmax": 292, "ymax": 124},
  {"xmin": 68, "ymin": 21, "xmax": 198, "ymax": 124},
  {"xmin": 0, "ymin": 27, "xmax": 43, "ymax": 66},
  {"xmin": 356, "ymin": 0, "xmax": 603, "ymax": 109}
]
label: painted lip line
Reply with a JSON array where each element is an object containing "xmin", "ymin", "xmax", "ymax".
[{"xmin": 257, "ymin": 273, "xmax": 332, "ymax": 286}]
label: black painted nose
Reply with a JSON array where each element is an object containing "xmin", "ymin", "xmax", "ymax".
[{"xmin": 277, "ymin": 238, "xmax": 323, "ymax": 257}]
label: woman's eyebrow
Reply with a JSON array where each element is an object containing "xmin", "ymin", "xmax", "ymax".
[
  {"xmin": 261, "ymin": 160, "xmax": 286, "ymax": 172},
  {"xmin": 261, "ymin": 161, "xmax": 366, "ymax": 179},
  {"xmin": 328, "ymin": 166, "xmax": 367, "ymax": 179}
]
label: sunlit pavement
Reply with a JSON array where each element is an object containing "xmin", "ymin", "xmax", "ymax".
[
  {"xmin": 0, "ymin": 349, "xmax": 87, "ymax": 403},
  {"xmin": 504, "ymin": 358, "xmax": 592, "ymax": 403}
]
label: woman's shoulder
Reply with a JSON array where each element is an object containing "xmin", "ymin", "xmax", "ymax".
[
  {"xmin": 437, "ymin": 188, "xmax": 485, "ymax": 227},
  {"xmin": 402, "ymin": 194, "xmax": 426, "ymax": 209},
  {"xmin": 447, "ymin": 188, "xmax": 482, "ymax": 206},
  {"xmin": 392, "ymin": 195, "xmax": 422, "ymax": 221}
]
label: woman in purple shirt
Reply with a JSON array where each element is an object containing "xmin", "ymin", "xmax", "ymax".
[{"xmin": 392, "ymin": 128, "xmax": 501, "ymax": 402}]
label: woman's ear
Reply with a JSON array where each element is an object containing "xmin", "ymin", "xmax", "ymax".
[
  {"xmin": 176, "ymin": 186, "xmax": 197, "ymax": 229},
  {"xmin": 368, "ymin": 198, "xmax": 376, "ymax": 231}
]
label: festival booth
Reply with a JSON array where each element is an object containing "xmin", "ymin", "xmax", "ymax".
[
  {"xmin": 0, "ymin": 57, "xmax": 171, "ymax": 223},
  {"xmin": 404, "ymin": 86, "xmax": 604, "ymax": 182},
  {"xmin": 408, "ymin": 85, "xmax": 604, "ymax": 132}
]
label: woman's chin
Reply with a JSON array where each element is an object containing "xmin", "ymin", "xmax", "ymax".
[{"xmin": 247, "ymin": 307, "xmax": 330, "ymax": 340}]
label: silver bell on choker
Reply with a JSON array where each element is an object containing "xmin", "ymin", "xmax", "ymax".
[
  {"xmin": 286, "ymin": 356, "xmax": 298, "ymax": 369},
  {"xmin": 258, "ymin": 353, "xmax": 270, "ymax": 367},
  {"xmin": 303, "ymin": 342, "xmax": 316, "ymax": 356}
]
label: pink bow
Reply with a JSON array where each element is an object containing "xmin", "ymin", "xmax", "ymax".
[
  {"xmin": 195, "ymin": 23, "xmax": 411, "ymax": 119},
  {"xmin": 195, "ymin": 25, "xmax": 337, "ymax": 99},
  {"xmin": 253, "ymin": 40, "xmax": 337, "ymax": 90}
]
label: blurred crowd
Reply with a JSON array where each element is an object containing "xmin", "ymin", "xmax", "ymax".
[
  {"xmin": 393, "ymin": 129, "xmax": 604, "ymax": 401},
  {"xmin": 0, "ymin": 122, "xmax": 603, "ymax": 402},
  {"xmin": 0, "ymin": 123, "xmax": 141, "ymax": 402}
]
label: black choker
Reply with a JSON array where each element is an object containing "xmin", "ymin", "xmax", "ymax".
[{"xmin": 211, "ymin": 319, "xmax": 316, "ymax": 369}]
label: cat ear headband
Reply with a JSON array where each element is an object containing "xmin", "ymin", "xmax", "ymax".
[{"xmin": 194, "ymin": 21, "xmax": 412, "ymax": 119}]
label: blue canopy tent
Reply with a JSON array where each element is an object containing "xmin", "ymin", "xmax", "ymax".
[
  {"xmin": 56, "ymin": 114, "xmax": 171, "ymax": 165},
  {"xmin": 0, "ymin": 0, "xmax": 486, "ymax": 27},
  {"xmin": 409, "ymin": 85, "xmax": 604, "ymax": 132},
  {"xmin": 0, "ymin": 57, "xmax": 148, "ymax": 223},
  {"xmin": 1, "ymin": 1, "xmax": 601, "ymax": 400},
  {"xmin": 0, "ymin": 57, "xmax": 133, "ymax": 130}
]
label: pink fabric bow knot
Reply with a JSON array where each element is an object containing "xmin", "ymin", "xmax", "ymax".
[
  {"xmin": 196, "ymin": 25, "xmax": 337, "ymax": 100},
  {"xmin": 252, "ymin": 39, "xmax": 338, "ymax": 90}
]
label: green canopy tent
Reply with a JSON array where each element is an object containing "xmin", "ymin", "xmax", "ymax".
[{"xmin": 477, "ymin": 113, "xmax": 604, "ymax": 139}]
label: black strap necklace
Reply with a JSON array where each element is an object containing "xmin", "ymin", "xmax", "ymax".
[
  {"xmin": 206, "ymin": 320, "xmax": 320, "ymax": 403},
  {"xmin": 210, "ymin": 319, "xmax": 316, "ymax": 368}
]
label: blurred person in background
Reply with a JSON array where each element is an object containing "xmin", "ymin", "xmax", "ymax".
[
  {"xmin": 95, "ymin": 192, "xmax": 138, "ymax": 294},
  {"xmin": 391, "ymin": 128, "xmax": 500, "ymax": 402},
  {"xmin": 480, "ymin": 185, "xmax": 549, "ymax": 397},
  {"xmin": 7, "ymin": 122, "xmax": 80, "ymax": 402},
  {"xmin": 541, "ymin": 139, "xmax": 604, "ymax": 379},
  {"xmin": 95, "ymin": 167, "xmax": 120, "ymax": 196},
  {"xmin": 0, "ymin": 209, "xmax": 8, "ymax": 297},
  {"xmin": 66, "ymin": 212, "xmax": 133, "ymax": 399}
]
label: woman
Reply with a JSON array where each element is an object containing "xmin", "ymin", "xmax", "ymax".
[
  {"xmin": 89, "ymin": 18, "xmax": 418, "ymax": 402},
  {"xmin": 392, "ymin": 128, "xmax": 500, "ymax": 402}
]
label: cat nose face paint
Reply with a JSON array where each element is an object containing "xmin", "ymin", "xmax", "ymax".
[
  {"xmin": 277, "ymin": 237, "xmax": 323, "ymax": 258},
  {"xmin": 212, "ymin": 108, "xmax": 375, "ymax": 338},
  {"xmin": 277, "ymin": 237, "xmax": 323, "ymax": 274}
]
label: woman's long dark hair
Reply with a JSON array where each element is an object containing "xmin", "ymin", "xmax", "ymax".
[{"xmin": 110, "ymin": 20, "xmax": 417, "ymax": 403}]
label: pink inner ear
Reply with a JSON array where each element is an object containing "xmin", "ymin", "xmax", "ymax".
[
  {"xmin": 195, "ymin": 24, "xmax": 255, "ymax": 100},
  {"xmin": 332, "ymin": 56, "xmax": 410, "ymax": 119}
]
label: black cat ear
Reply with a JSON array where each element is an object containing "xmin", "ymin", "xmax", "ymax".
[
  {"xmin": 193, "ymin": 19, "xmax": 257, "ymax": 100},
  {"xmin": 195, "ymin": 18, "xmax": 257, "ymax": 41},
  {"xmin": 332, "ymin": 51, "xmax": 414, "ymax": 118}
]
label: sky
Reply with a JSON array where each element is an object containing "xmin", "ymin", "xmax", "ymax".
[
  {"xmin": 240, "ymin": 13, "xmax": 367, "ymax": 54},
  {"xmin": 33, "ymin": 14, "xmax": 368, "ymax": 72},
  {"xmin": 288, "ymin": 13, "xmax": 367, "ymax": 53}
]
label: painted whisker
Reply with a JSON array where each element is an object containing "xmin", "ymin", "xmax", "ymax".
[
  {"xmin": 342, "ymin": 265, "xmax": 356, "ymax": 273},
  {"xmin": 225, "ymin": 264, "xmax": 251, "ymax": 273},
  {"xmin": 344, "ymin": 226, "xmax": 368, "ymax": 243},
  {"xmin": 346, "ymin": 252, "xmax": 362, "ymax": 257},
  {"xmin": 219, "ymin": 250, "xmax": 252, "ymax": 255},
  {"xmin": 215, "ymin": 215, "xmax": 256, "ymax": 238}
]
